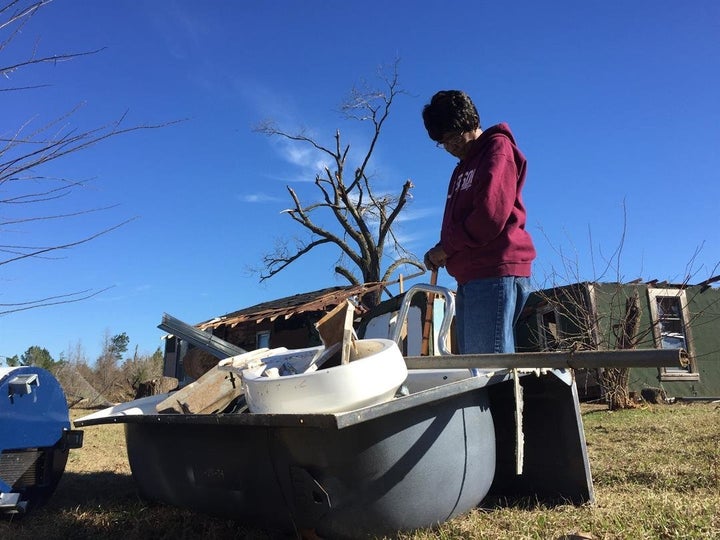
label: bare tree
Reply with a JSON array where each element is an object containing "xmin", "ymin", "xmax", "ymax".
[
  {"xmin": 255, "ymin": 62, "xmax": 423, "ymax": 307},
  {"xmin": 0, "ymin": 0, "xmax": 176, "ymax": 314}
]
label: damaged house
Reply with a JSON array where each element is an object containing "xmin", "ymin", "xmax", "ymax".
[
  {"xmin": 515, "ymin": 276, "xmax": 720, "ymax": 399},
  {"xmin": 162, "ymin": 283, "xmax": 389, "ymax": 383}
]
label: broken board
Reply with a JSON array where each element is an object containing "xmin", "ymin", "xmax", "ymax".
[
  {"xmin": 156, "ymin": 365, "xmax": 244, "ymax": 414},
  {"xmin": 156, "ymin": 348, "xmax": 281, "ymax": 414},
  {"xmin": 315, "ymin": 300, "xmax": 357, "ymax": 364}
]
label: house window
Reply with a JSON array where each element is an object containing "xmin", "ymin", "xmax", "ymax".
[
  {"xmin": 256, "ymin": 331, "xmax": 270, "ymax": 349},
  {"xmin": 647, "ymin": 288, "xmax": 698, "ymax": 381},
  {"xmin": 536, "ymin": 305, "xmax": 561, "ymax": 350}
]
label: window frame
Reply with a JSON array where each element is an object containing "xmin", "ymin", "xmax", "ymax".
[
  {"xmin": 646, "ymin": 287, "xmax": 698, "ymax": 381},
  {"xmin": 255, "ymin": 330, "xmax": 271, "ymax": 350},
  {"xmin": 536, "ymin": 304, "xmax": 562, "ymax": 351}
]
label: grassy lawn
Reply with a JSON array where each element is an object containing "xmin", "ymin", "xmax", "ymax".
[{"xmin": 1, "ymin": 402, "xmax": 718, "ymax": 539}]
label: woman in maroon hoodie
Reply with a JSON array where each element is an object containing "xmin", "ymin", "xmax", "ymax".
[{"xmin": 422, "ymin": 90, "xmax": 536, "ymax": 355}]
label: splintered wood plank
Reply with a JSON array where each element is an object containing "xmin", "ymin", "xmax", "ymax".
[
  {"xmin": 421, "ymin": 269, "xmax": 438, "ymax": 356},
  {"xmin": 155, "ymin": 365, "xmax": 243, "ymax": 414},
  {"xmin": 315, "ymin": 300, "xmax": 356, "ymax": 364}
]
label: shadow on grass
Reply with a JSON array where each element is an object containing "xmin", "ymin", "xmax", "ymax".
[
  {"xmin": 1, "ymin": 471, "xmax": 282, "ymax": 540},
  {"xmin": 49, "ymin": 471, "xmax": 139, "ymax": 508}
]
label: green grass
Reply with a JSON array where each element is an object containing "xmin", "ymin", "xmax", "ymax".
[{"xmin": 1, "ymin": 403, "xmax": 718, "ymax": 539}]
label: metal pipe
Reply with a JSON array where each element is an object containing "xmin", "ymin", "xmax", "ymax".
[
  {"xmin": 391, "ymin": 283, "xmax": 455, "ymax": 355},
  {"xmin": 404, "ymin": 348, "xmax": 687, "ymax": 370}
]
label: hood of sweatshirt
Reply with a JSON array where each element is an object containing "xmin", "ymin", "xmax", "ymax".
[{"xmin": 462, "ymin": 122, "xmax": 516, "ymax": 162}]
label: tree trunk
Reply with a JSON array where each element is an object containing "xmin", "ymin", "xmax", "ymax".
[
  {"xmin": 602, "ymin": 292, "xmax": 641, "ymax": 410},
  {"xmin": 135, "ymin": 376, "xmax": 179, "ymax": 399}
]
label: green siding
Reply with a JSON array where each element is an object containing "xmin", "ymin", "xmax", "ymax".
[{"xmin": 517, "ymin": 282, "xmax": 720, "ymax": 398}]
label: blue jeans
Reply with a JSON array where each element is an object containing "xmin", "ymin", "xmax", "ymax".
[{"xmin": 455, "ymin": 276, "xmax": 532, "ymax": 354}]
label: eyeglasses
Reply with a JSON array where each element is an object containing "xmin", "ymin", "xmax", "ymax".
[{"xmin": 435, "ymin": 132, "xmax": 464, "ymax": 148}]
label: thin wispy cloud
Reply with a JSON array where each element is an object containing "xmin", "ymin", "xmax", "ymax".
[
  {"xmin": 239, "ymin": 193, "xmax": 285, "ymax": 203},
  {"xmin": 152, "ymin": 4, "xmax": 207, "ymax": 61},
  {"xmin": 237, "ymin": 84, "xmax": 380, "ymax": 185},
  {"xmin": 270, "ymin": 138, "xmax": 330, "ymax": 183},
  {"xmin": 236, "ymin": 78, "xmax": 298, "ymax": 123},
  {"xmin": 395, "ymin": 206, "xmax": 441, "ymax": 223},
  {"xmin": 241, "ymin": 87, "xmax": 415, "ymax": 209}
]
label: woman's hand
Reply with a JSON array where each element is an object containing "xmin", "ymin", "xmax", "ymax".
[{"xmin": 424, "ymin": 244, "xmax": 447, "ymax": 271}]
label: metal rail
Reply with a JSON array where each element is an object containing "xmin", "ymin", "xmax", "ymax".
[
  {"xmin": 158, "ymin": 313, "xmax": 247, "ymax": 359},
  {"xmin": 404, "ymin": 348, "xmax": 688, "ymax": 370},
  {"xmin": 391, "ymin": 282, "xmax": 687, "ymax": 371},
  {"xmin": 391, "ymin": 282, "xmax": 456, "ymax": 356}
]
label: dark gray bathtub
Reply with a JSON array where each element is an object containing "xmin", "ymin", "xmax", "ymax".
[{"xmin": 75, "ymin": 368, "xmax": 592, "ymax": 538}]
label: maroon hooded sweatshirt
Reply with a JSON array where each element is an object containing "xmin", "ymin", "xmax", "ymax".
[{"xmin": 439, "ymin": 122, "xmax": 536, "ymax": 285}]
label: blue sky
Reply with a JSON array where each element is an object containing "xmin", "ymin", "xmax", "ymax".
[{"xmin": 2, "ymin": 0, "xmax": 719, "ymax": 363}]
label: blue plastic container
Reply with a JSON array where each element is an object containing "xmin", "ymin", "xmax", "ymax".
[{"xmin": 0, "ymin": 366, "xmax": 83, "ymax": 514}]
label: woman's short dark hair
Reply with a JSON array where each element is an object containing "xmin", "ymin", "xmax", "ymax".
[{"xmin": 422, "ymin": 90, "xmax": 480, "ymax": 142}]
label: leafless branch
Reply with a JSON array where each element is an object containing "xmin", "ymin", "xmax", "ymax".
[
  {"xmin": 0, "ymin": 0, "xmax": 183, "ymax": 315},
  {"xmin": 1, "ymin": 47, "xmax": 106, "ymax": 80},
  {"xmin": 334, "ymin": 265, "xmax": 359, "ymax": 286},
  {"xmin": 0, "ymin": 217, "xmax": 137, "ymax": 266},
  {"xmin": 381, "ymin": 257, "xmax": 425, "ymax": 283},
  {"xmin": 0, "ymin": 285, "xmax": 113, "ymax": 315},
  {"xmin": 0, "ymin": 203, "xmax": 118, "ymax": 226},
  {"xmin": 260, "ymin": 237, "xmax": 333, "ymax": 281}
]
